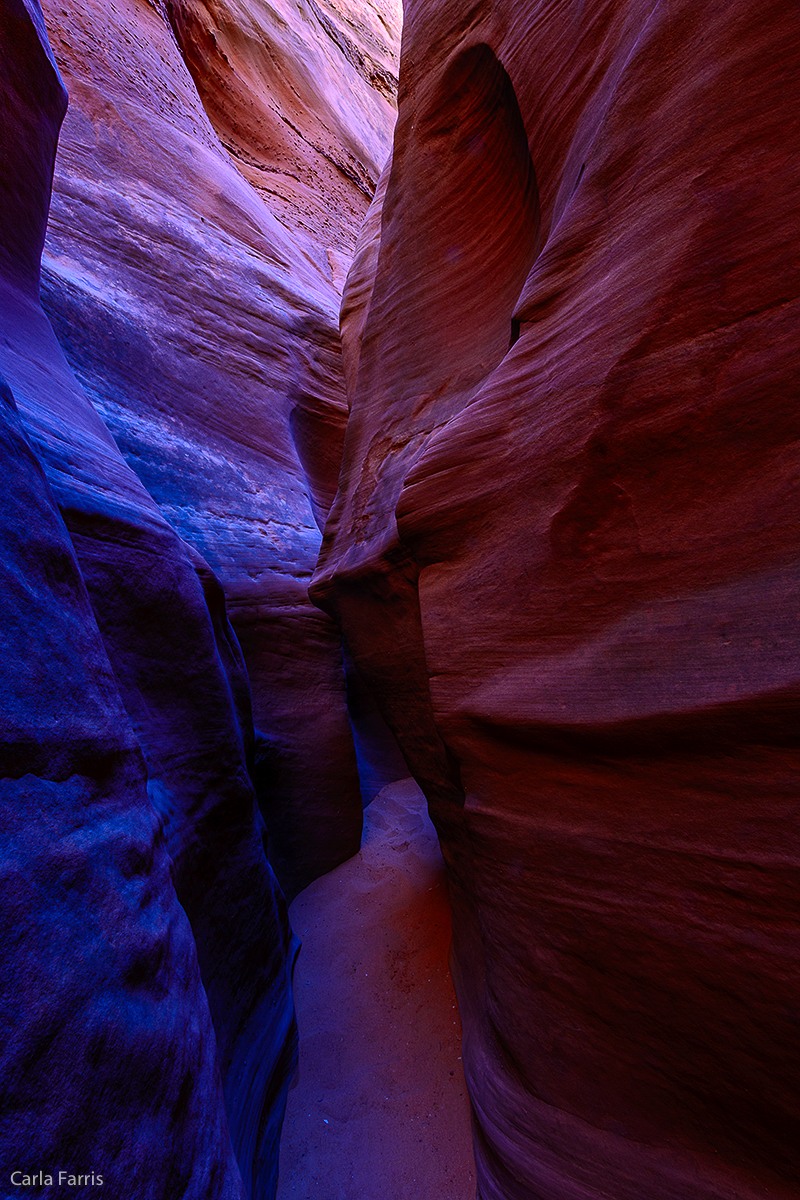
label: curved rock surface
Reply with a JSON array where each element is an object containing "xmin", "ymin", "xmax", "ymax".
[
  {"xmin": 313, "ymin": 1, "xmax": 800, "ymax": 1197},
  {"xmin": 36, "ymin": 0, "xmax": 398, "ymax": 893},
  {"xmin": 165, "ymin": 0, "xmax": 401, "ymax": 263},
  {"xmin": 1, "ymin": 2, "xmax": 299, "ymax": 1194}
]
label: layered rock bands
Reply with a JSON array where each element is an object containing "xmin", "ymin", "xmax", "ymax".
[
  {"xmin": 313, "ymin": 2, "xmax": 800, "ymax": 1198},
  {"xmin": 4, "ymin": 0, "xmax": 798, "ymax": 1197},
  {"xmin": 37, "ymin": 0, "xmax": 399, "ymax": 896},
  {"xmin": 0, "ymin": 0, "xmax": 397, "ymax": 1196}
]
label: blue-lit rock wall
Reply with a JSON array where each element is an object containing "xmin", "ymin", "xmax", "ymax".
[{"xmin": 0, "ymin": 3, "xmax": 300, "ymax": 1193}]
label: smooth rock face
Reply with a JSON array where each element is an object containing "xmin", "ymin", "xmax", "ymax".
[
  {"xmin": 36, "ymin": 0, "xmax": 398, "ymax": 893},
  {"xmin": 313, "ymin": 2, "xmax": 800, "ymax": 1197},
  {"xmin": 0, "ymin": 3, "xmax": 297, "ymax": 1194}
]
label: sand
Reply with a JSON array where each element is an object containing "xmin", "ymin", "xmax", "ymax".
[{"xmin": 277, "ymin": 778, "xmax": 476, "ymax": 1199}]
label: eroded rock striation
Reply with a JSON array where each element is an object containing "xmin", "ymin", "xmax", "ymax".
[
  {"xmin": 313, "ymin": 1, "xmax": 800, "ymax": 1197},
  {"xmin": 1, "ymin": 1, "xmax": 325, "ymax": 1193},
  {"xmin": 36, "ymin": 0, "xmax": 399, "ymax": 894},
  {"xmin": 164, "ymin": 0, "xmax": 401, "ymax": 263}
]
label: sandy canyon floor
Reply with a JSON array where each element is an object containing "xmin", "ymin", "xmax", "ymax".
[{"xmin": 278, "ymin": 779, "xmax": 476, "ymax": 1199}]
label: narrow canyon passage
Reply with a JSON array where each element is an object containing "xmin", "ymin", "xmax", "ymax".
[
  {"xmin": 2, "ymin": 2, "xmax": 797, "ymax": 1197},
  {"xmin": 277, "ymin": 779, "xmax": 476, "ymax": 1199}
]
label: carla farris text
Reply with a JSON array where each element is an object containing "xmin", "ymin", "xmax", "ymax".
[{"xmin": 10, "ymin": 1172, "xmax": 104, "ymax": 1188}]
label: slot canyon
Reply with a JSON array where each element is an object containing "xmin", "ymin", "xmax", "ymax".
[{"xmin": 0, "ymin": 0, "xmax": 798, "ymax": 1196}]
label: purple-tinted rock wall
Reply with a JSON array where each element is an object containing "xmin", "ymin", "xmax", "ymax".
[
  {"xmin": 33, "ymin": 0, "xmax": 398, "ymax": 896},
  {"xmin": 0, "ymin": 3, "xmax": 301, "ymax": 1193}
]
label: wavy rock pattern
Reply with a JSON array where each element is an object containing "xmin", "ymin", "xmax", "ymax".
[
  {"xmin": 164, "ymin": 0, "xmax": 401, "ymax": 262},
  {"xmin": 36, "ymin": 0, "xmax": 398, "ymax": 894},
  {"xmin": 0, "ymin": 0, "xmax": 402, "ymax": 1191},
  {"xmin": 1, "ymin": 3, "xmax": 286, "ymax": 1195},
  {"xmin": 314, "ymin": 1, "xmax": 800, "ymax": 1197}
]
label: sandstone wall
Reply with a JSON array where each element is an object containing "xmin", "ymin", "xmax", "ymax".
[
  {"xmin": 35, "ymin": 0, "xmax": 399, "ymax": 893},
  {"xmin": 164, "ymin": 0, "xmax": 400, "ymax": 263},
  {"xmin": 1, "ymin": 2, "xmax": 299, "ymax": 1194},
  {"xmin": 313, "ymin": 1, "xmax": 800, "ymax": 1196}
]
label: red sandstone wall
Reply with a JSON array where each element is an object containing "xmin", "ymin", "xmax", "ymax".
[
  {"xmin": 164, "ymin": 0, "xmax": 400, "ymax": 264},
  {"xmin": 313, "ymin": 1, "xmax": 800, "ymax": 1196}
]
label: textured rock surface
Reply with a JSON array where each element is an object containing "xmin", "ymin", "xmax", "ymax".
[
  {"xmin": 36, "ymin": 0, "xmax": 398, "ymax": 893},
  {"xmin": 165, "ymin": 0, "xmax": 401, "ymax": 263},
  {"xmin": 0, "ymin": 3, "xmax": 297, "ymax": 1194},
  {"xmin": 278, "ymin": 779, "xmax": 475, "ymax": 1199},
  {"xmin": 0, "ymin": 374, "xmax": 247, "ymax": 1200},
  {"xmin": 313, "ymin": 1, "xmax": 800, "ymax": 1197}
]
